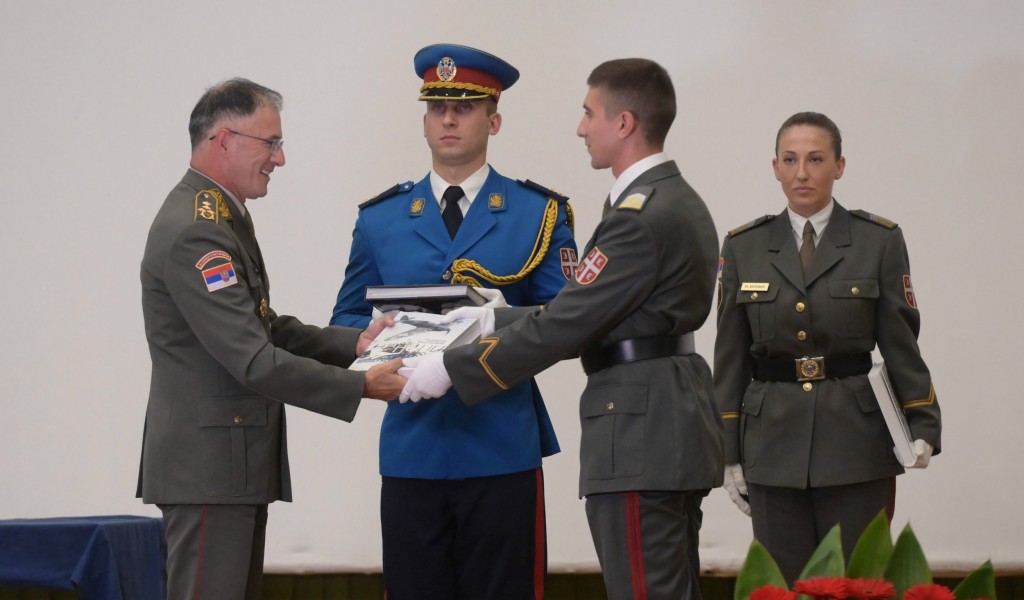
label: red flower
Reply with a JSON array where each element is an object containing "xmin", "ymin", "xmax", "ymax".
[
  {"xmin": 751, "ymin": 585, "xmax": 797, "ymax": 600},
  {"xmin": 846, "ymin": 578, "xmax": 896, "ymax": 599},
  {"xmin": 794, "ymin": 577, "xmax": 849, "ymax": 599},
  {"xmin": 901, "ymin": 584, "xmax": 956, "ymax": 600}
]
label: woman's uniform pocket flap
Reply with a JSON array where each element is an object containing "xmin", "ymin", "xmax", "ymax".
[
  {"xmin": 198, "ymin": 396, "xmax": 268, "ymax": 427},
  {"xmin": 740, "ymin": 388, "xmax": 765, "ymax": 416},
  {"xmin": 827, "ymin": 279, "xmax": 879, "ymax": 299},
  {"xmin": 735, "ymin": 285, "xmax": 780, "ymax": 304}
]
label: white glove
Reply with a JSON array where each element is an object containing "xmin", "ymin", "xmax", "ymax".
[
  {"xmin": 442, "ymin": 306, "xmax": 495, "ymax": 338},
  {"xmin": 399, "ymin": 354, "xmax": 452, "ymax": 403},
  {"xmin": 473, "ymin": 286, "xmax": 509, "ymax": 308},
  {"xmin": 909, "ymin": 439, "xmax": 933, "ymax": 469},
  {"xmin": 723, "ymin": 463, "xmax": 751, "ymax": 516}
]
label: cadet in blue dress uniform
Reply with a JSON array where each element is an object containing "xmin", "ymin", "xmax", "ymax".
[{"xmin": 330, "ymin": 44, "xmax": 578, "ymax": 600}]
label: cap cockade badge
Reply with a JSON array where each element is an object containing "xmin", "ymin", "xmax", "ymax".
[{"xmin": 437, "ymin": 57, "xmax": 457, "ymax": 82}]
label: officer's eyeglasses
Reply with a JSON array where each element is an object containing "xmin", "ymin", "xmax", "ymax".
[{"xmin": 210, "ymin": 129, "xmax": 284, "ymax": 154}]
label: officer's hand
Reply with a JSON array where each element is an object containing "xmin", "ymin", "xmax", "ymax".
[
  {"xmin": 363, "ymin": 358, "xmax": 406, "ymax": 401},
  {"xmin": 442, "ymin": 307, "xmax": 494, "ymax": 337},
  {"xmin": 473, "ymin": 287, "xmax": 509, "ymax": 308},
  {"xmin": 399, "ymin": 354, "xmax": 452, "ymax": 403},
  {"xmin": 723, "ymin": 463, "xmax": 751, "ymax": 516},
  {"xmin": 357, "ymin": 313, "xmax": 397, "ymax": 355},
  {"xmin": 909, "ymin": 439, "xmax": 933, "ymax": 469}
]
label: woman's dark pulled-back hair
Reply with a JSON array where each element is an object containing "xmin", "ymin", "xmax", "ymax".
[{"xmin": 775, "ymin": 111, "xmax": 842, "ymax": 160}]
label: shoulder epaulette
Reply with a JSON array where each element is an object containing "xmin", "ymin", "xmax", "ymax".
[
  {"xmin": 359, "ymin": 181, "xmax": 414, "ymax": 209},
  {"xmin": 728, "ymin": 214, "xmax": 775, "ymax": 237},
  {"xmin": 194, "ymin": 189, "xmax": 225, "ymax": 223},
  {"xmin": 616, "ymin": 186, "xmax": 654, "ymax": 212},
  {"xmin": 850, "ymin": 209, "xmax": 898, "ymax": 229},
  {"xmin": 517, "ymin": 179, "xmax": 569, "ymax": 203}
]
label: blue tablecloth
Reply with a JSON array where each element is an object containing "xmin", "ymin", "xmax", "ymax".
[{"xmin": 0, "ymin": 515, "xmax": 165, "ymax": 600}]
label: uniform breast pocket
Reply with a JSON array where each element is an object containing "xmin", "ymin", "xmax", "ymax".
[
  {"xmin": 737, "ymin": 285, "xmax": 780, "ymax": 342},
  {"xmin": 580, "ymin": 384, "xmax": 647, "ymax": 480},
  {"xmin": 827, "ymin": 279, "xmax": 879, "ymax": 338},
  {"xmin": 197, "ymin": 396, "xmax": 268, "ymax": 496}
]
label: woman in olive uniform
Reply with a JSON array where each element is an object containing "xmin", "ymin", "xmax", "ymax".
[{"xmin": 713, "ymin": 112, "xmax": 941, "ymax": 583}]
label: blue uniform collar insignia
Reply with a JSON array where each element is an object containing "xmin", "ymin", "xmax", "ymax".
[{"xmin": 487, "ymin": 193, "xmax": 506, "ymax": 212}]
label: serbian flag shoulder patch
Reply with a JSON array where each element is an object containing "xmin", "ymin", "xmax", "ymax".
[
  {"xmin": 203, "ymin": 262, "xmax": 238, "ymax": 292},
  {"xmin": 576, "ymin": 247, "xmax": 608, "ymax": 285}
]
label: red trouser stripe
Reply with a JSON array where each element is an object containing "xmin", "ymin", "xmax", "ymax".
[
  {"xmin": 625, "ymin": 492, "xmax": 648, "ymax": 600},
  {"xmin": 194, "ymin": 506, "xmax": 208, "ymax": 600},
  {"xmin": 534, "ymin": 468, "xmax": 546, "ymax": 600}
]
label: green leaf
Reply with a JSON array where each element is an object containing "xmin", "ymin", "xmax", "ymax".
[
  {"xmin": 797, "ymin": 524, "xmax": 845, "ymax": 580},
  {"xmin": 735, "ymin": 540, "xmax": 788, "ymax": 600},
  {"xmin": 953, "ymin": 560, "xmax": 996, "ymax": 600},
  {"xmin": 847, "ymin": 510, "xmax": 894, "ymax": 579},
  {"xmin": 883, "ymin": 524, "xmax": 932, "ymax": 598}
]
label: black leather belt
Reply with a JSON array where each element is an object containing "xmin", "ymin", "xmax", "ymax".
[
  {"xmin": 752, "ymin": 353, "xmax": 872, "ymax": 382},
  {"xmin": 581, "ymin": 334, "xmax": 695, "ymax": 375}
]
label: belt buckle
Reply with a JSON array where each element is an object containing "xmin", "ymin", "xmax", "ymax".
[{"xmin": 795, "ymin": 356, "xmax": 825, "ymax": 382}]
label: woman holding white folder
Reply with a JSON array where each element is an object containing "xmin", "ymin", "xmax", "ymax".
[{"xmin": 712, "ymin": 111, "xmax": 942, "ymax": 583}]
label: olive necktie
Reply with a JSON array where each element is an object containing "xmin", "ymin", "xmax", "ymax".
[
  {"xmin": 800, "ymin": 220, "xmax": 816, "ymax": 275},
  {"xmin": 442, "ymin": 186, "xmax": 465, "ymax": 240}
]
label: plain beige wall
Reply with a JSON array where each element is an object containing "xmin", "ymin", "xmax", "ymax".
[{"xmin": 1, "ymin": 0, "xmax": 1021, "ymax": 574}]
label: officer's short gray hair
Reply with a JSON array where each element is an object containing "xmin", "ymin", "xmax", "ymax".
[{"xmin": 188, "ymin": 78, "xmax": 283, "ymax": 149}]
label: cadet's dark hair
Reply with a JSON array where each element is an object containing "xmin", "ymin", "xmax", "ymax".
[
  {"xmin": 586, "ymin": 58, "xmax": 675, "ymax": 147},
  {"xmin": 776, "ymin": 112, "xmax": 843, "ymax": 160},
  {"xmin": 189, "ymin": 78, "xmax": 284, "ymax": 149}
]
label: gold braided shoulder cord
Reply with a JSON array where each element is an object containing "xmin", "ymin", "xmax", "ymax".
[{"xmin": 450, "ymin": 198, "xmax": 559, "ymax": 287}]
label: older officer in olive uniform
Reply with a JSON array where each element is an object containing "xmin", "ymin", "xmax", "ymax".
[
  {"xmin": 714, "ymin": 111, "xmax": 941, "ymax": 583},
  {"xmin": 138, "ymin": 78, "xmax": 404, "ymax": 600},
  {"xmin": 402, "ymin": 58, "xmax": 723, "ymax": 600}
]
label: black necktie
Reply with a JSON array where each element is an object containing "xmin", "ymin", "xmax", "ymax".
[
  {"xmin": 442, "ymin": 186, "xmax": 464, "ymax": 240},
  {"xmin": 800, "ymin": 221, "xmax": 816, "ymax": 276}
]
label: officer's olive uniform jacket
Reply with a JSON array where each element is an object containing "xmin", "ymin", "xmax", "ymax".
[
  {"xmin": 445, "ymin": 161, "xmax": 725, "ymax": 497},
  {"xmin": 713, "ymin": 201, "xmax": 941, "ymax": 489},
  {"xmin": 137, "ymin": 169, "xmax": 364, "ymax": 505}
]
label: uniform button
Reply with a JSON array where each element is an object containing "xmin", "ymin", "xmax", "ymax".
[
  {"xmin": 851, "ymin": 287, "xmax": 860, "ymax": 295},
  {"xmin": 606, "ymin": 402, "xmax": 615, "ymax": 411},
  {"xmin": 751, "ymin": 292, "xmax": 759, "ymax": 300},
  {"xmin": 797, "ymin": 331, "xmax": 807, "ymax": 341},
  {"xmin": 442, "ymin": 271, "xmax": 452, "ymax": 281},
  {"xmin": 803, "ymin": 382, "xmax": 813, "ymax": 392},
  {"xmin": 233, "ymin": 416, "xmax": 242, "ymax": 424},
  {"xmin": 796, "ymin": 302, "xmax": 806, "ymax": 313}
]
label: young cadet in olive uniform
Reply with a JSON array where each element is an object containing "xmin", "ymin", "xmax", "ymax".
[
  {"xmin": 714, "ymin": 112, "xmax": 941, "ymax": 583},
  {"xmin": 401, "ymin": 58, "xmax": 723, "ymax": 600},
  {"xmin": 330, "ymin": 45, "xmax": 577, "ymax": 599},
  {"xmin": 138, "ymin": 78, "xmax": 404, "ymax": 600}
]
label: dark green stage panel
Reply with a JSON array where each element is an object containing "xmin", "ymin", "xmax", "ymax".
[{"xmin": 2, "ymin": 574, "xmax": 1023, "ymax": 599}]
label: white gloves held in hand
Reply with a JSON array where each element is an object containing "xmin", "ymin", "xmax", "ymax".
[
  {"xmin": 909, "ymin": 439, "xmax": 933, "ymax": 469},
  {"xmin": 723, "ymin": 463, "xmax": 751, "ymax": 516},
  {"xmin": 398, "ymin": 354, "xmax": 452, "ymax": 403}
]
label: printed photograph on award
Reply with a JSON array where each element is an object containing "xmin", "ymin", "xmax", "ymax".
[{"xmin": 350, "ymin": 312, "xmax": 480, "ymax": 371}]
